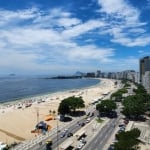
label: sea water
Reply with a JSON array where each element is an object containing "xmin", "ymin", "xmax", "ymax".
[{"xmin": 0, "ymin": 76, "xmax": 100, "ymax": 103}]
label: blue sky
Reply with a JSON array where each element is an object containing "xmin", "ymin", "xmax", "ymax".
[{"xmin": 0, "ymin": 0, "xmax": 150, "ymax": 75}]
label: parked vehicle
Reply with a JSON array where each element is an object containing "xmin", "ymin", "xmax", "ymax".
[
  {"xmin": 64, "ymin": 128, "xmax": 69, "ymax": 132},
  {"xmin": 46, "ymin": 139, "xmax": 52, "ymax": 150},
  {"xmin": 67, "ymin": 132, "xmax": 73, "ymax": 137},
  {"xmin": 86, "ymin": 118, "xmax": 90, "ymax": 123},
  {"xmin": 90, "ymin": 112, "xmax": 94, "ymax": 117},
  {"xmin": 80, "ymin": 138, "xmax": 86, "ymax": 144},
  {"xmin": 76, "ymin": 143, "xmax": 84, "ymax": 149},
  {"xmin": 60, "ymin": 132, "xmax": 66, "ymax": 138},
  {"xmin": 81, "ymin": 122, "xmax": 85, "ymax": 127},
  {"xmin": 118, "ymin": 123, "xmax": 125, "ymax": 127}
]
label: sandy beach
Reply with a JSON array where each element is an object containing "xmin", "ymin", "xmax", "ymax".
[{"xmin": 0, "ymin": 78, "xmax": 116, "ymax": 144}]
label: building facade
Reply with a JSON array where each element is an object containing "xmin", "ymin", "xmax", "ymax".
[
  {"xmin": 142, "ymin": 71, "xmax": 150, "ymax": 93},
  {"xmin": 140, "ymin": 56, "xmax": 150, "ymax": 93},
  {"xmin": 140, "ymin": 56, "xmax": 150, "ymax": 83}
]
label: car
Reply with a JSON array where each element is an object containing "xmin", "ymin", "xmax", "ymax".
[
  {"xmin": 86, "ymin": 112, "xmax": 90, "ymax": 116},
  {"xmin": 118, "ymin": 129, "xmax": 124, "ymax": 133},
  {"xmin": 77, "ymin": 143, "xmax": 84, "ymax": 149},
  {"xmin": 79, "ymin": 138, "xmax": 84, "ymax": 143},
  {"xmin": 124, "ymin": 120, "xmax": 129, "ymax": 124},
  {"xmin": 46, "ymin": 140, "xmax": 52, "ymax": 150},
  {"xmin": 107, "ymin": 144, "xmax": 115, "ymax": 150},
  {"xmin": 81, "ymin": 122, "xmax": 85, "ymax": 126},
  {"xmin": 46, "ymin": 139, "xmax": 52, "ymax": 145},
  {"xmin": 90, "ymin": 112, "xmax": 94, "ymax": 117},
  {"xmin": 67, "ymin": 132, "xmax": 73, "ymax": 137},
  {"xmin": 86, "ymin": 118, "xmax": 90, "ymax": 123},
  {"xmin": 118, "ymin": 124, "xmax": 125, "ymax": 127},
  {"xmin": 60, "ymin": 132, "xmax": 66, "ymax": 138},
  {"xmin": 79, "ymin": 137, "xmax": 86, "ymax": 144},
  {"xmin": 64, "ymin": 128, "xmax": 69, "ymax": 132},
  {"xmin": 119, "ymin": 127, "xmax": 125, "ymax": 131}
]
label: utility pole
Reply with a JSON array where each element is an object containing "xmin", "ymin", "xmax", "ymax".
[
  {"xmin": 57, "ymin": 116, "xmax": 59, "ymax": 150},
  {"xmin": 36, "ymin": 108, "xmax": 39, "ymax": 124}
]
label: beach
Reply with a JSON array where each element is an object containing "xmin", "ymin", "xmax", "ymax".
[{"xmin": 0, "ymin": 78, "xmax": 116, "ymax": 144}]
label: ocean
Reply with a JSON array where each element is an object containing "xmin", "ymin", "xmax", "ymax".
[{"xmin": 0, "ymin": 76, "xmax": 100, "ymax": 103}]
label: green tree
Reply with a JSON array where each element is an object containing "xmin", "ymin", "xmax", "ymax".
[
  {"xmin": 122, "ymin": 95, "xmax": 146, "ymax": 119},
  {"xmin": 111, "ymin": 88, "xmax": 128, "ymax": 102},
  {"xmin": 115, "ymin": 128, "xmax": 140, "ymax": 150},
  {"xmin": 133, "ymin": 84, "xmax": 147, "ymax": 94},
  {"xmin": 96, "ymin": 99, "xmax": 117, "ymax": 115},
  {"xmin": 67, "ymin": 96, "xmax": 85, "ymax": 112},
  {"xmin": 58, "ymin": 96, "xmax": 85, "ymax": 115},
  {"xmin": 58, "ymin": 99, "xmax": 70, "ymax": 115}
]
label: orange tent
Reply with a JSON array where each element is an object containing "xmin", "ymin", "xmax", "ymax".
[{"xmin": 45, "ymin": 115, "xmax": 54, "ymax": 121}]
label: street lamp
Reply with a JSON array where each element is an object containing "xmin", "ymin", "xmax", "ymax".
[{"xmin": 56, "ymin": 115, "xmax": 59, "ymax": 150}]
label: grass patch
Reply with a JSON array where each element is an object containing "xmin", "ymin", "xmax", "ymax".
[{"xmin": 96, "ymin": 118, "xmax": 104, "ymax": 123}]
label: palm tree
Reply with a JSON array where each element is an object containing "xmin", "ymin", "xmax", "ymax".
[
  {"xmin": 52, "ymin": 110, "xmax": 56, "ymax": 116},
  {"xmin": 49, "ymin": 110, "xmax": 52, "ymax": 115}
]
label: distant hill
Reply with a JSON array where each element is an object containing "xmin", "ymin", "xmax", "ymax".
[
  {"xmin": 9, "ymin": 74, "xmax": 16, "ymax": 76},
  {"xmin": 74, "ymin": 71, "xmax": 85, "ymax": 76}
]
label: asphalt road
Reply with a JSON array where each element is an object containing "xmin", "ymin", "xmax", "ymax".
[
  {"xmin": 83, "ymin": 118, "xmax": 119, "ymax": 150},
  {"xmin": 35, "ymin": 114, "xmax": 96, "ymax": 150},
  {"xmin": 83, "ymin": 106, "xmax": 122, "ymax": 150}
]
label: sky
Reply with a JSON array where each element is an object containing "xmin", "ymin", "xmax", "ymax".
[{"xmin": 0, "ymin": 0, "xmax": 150, "ymax": 75}]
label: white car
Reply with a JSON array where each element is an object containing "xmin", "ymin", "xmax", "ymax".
[
  {"xmin": 64, "ymin": 128, "xmax": 69, "ymax": 132},
  {"xmin": 86, "ymin": 118, "xmax": 90, "ymax": 123},
  {"xmin": 77, "ymin": 143, "xmax": 84, "ymax": 149}
]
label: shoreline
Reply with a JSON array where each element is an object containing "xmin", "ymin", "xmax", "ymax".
[
  {"xmin": 0, "ymin": 78, "xmax": 100, "ymax": 106},
  {"xmin": 0, "ymin": 78, "xmax": 116, "ymax": 144}
]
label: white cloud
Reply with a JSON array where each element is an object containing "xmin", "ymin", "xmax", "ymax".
[
  {"xmin": 111, "ymin": 36, "xmax": 150, "ymax": 47},
  {"xmin": 98, "ymin": 0, "xmax": 140, "ymax": 23},
  {"xmin": 1, "ymin": 3, "xmax": 147, "ymax": 74},
  {"xmin": 97, "ymin": 0, "xmax": 150, "ymax": 47},
  {"xmin": 57, "ymin": 18, "xmax": 81, "ymax": 28},
  {"xmin": 128, "ymin": 28, "xmax": 146, "ymax": 34},
  {"xmin": 0, "ymin": 7, "xmax": 115, "ymax": 74},
  {"xmin": 62, "ymin": 20, "xmax": 105, "ymax": 38},
  {"xmin": 0, "ymin": 28, "xmax": 63, "ymax": 46},
  {"xmin": 0, "ymin": 7, "xmax": 38, "ymax": 27},
  {"xmin": 65, "ymin": 45, "xmax": 114, "ymax": 62}
]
